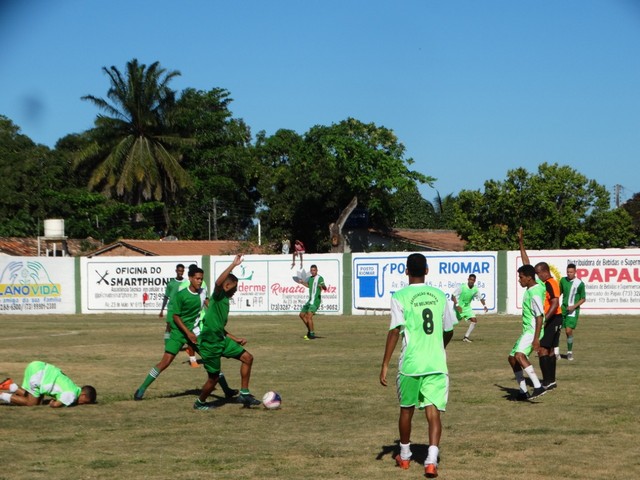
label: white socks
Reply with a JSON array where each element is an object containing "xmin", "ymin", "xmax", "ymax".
[
  {"xmin": 524, "ymin": 365, "xmax": 542, "ymax": 388},
  {"xmin": 465, "ymin": 322, "xmax": 476, "ymax": 338},
  {"xmin": 0, "ymin": 392, "xmax": 11, "ymax": 403},
  {"xmin": 426, "ymin": 445, "xmax": 439, "ymax": 465},
  {"xmin": 400, "ymin": 442, "xmax": 411, "ymax": 460}
]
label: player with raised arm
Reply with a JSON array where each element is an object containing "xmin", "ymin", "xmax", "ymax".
[{"xmin": 195, "ymin": 254, "xmax": 261, "ymax": 410}]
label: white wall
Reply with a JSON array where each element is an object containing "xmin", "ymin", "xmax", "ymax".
[{"xmin": 0, "ymin": 257, "xmax": 76, "ymax": 314}]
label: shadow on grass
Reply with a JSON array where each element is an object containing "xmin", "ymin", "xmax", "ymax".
[
  {"xmin": 161, "ymin": 389, "xmax": 239, "ymax": 407},
  {"xmin": 376, "ymin": 440, "xmax": 431, "ymax": 465},
  {"xmin": 494, "ymin": 383, "xmax": 547, "ymax": 403}
]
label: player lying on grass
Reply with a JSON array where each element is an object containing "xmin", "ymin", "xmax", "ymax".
[{"xmin": 0, "ymin": 361, "xmax": 96, "ymax": 407}]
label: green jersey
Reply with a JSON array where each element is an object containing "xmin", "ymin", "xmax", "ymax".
[
  {"xmin": 306, "ymin": 275, "xmax": 325, "ymax": 307},
  {"xmin": 170, "ymin": 287, "xmax": 204, "ymax": 331},
  {"xmin": 521, "ymin": 283, "xmax": 545, "ymax": 334},
  {"xmin": 164, "ymin": 277, "xmax": 183, "ymax": 304},
  {"xmin": 167, "ymin": 279, "xmax": 208, "ymax": 323},
  {"xmin": 21, "ymin": 361, "xmax": 81, "ymax": 406},
  {"xmin": 560, "ymin": 276, "xmax": 586, "ymax": 317},
  {"xmin": 389, "ymin": 284, "xmax": 455, "ymax": 376},
  {"xmin": 199, "ymin": 288, "xmax": 231, "ymax": 347}
]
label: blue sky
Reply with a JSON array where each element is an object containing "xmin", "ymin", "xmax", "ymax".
[{"xmin": 1, "ymin": 0, "xmax": 639, "ymax": 204}]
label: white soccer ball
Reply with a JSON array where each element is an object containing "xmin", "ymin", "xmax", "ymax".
[{"xmin": 262, "ymin": 391, "xmax": 281, "ymax": 410}]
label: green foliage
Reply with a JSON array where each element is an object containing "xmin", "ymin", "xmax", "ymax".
[
  {"xmin": 622, "ymin": 192, "xmax": 640, "ymax": 245},
  {"xmin": 452, "ymin": 163, "xmax": 633, "ymax": 250},
  {"xmin": 75, "ymin": 59, "xmax": 191, "ymax": 232},
  {"xmin": 169, "ymin": 88, "xmax": 258, "ymax": 240},
  {"xmin": 256, "ymin": 119, "xmax": 434, "ymax": 252}
]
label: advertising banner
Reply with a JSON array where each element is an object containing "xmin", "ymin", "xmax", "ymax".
[
  {"xmin": 352, "ymin": 252, "xmax": 497, "ymax": 315},
  {"xmin": 212, "ymin": 254, "xmax": 342, "ymax": 315},
  {"xmin": 506, "ymin": 249, "xmax": 640, "ymax": 315},
  {"xmin": 0, "ymin": 257, "xmax": 75, "ymax": 314},
  {"xmin": 81, "ymin": 256, "xmax": 200, "ymax": 313}
]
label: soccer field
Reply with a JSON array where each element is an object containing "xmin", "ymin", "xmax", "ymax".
[{"xmin": 1, "ymin": 313, "xmax": 639, "ymax": 480}]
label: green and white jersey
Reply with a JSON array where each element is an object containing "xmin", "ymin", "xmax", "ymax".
[
  {"xmin": 170, "ymin": 287, "xmax": 205, "ymax": 331},
  {"xmin": 307, "ymin": 275, "xmax": 325, "ymax": 306},
  {"xmin": 22, "ymin": 361, "xmax": 81, "ymax": 406},
  {"xmin": 389, "ymin": 284, "xmax": 455, "ymax": 376},
  {"xmin": 453, "ymin": 283, "xmax": 480, "ymax": 308},
  {"xmin": 199, "ymin": 289, "xmax": 231, "ymax": 347},
  {"xmin": 560, "ymin": 276, "xmax": 586, "ymax": 317},
  {"xmin": 167, "ymin": 279, "xmax": 208, "ymax": 323},
  {"xmin": 521, "ymin": 283, "xmax": 545, "ymax": 334}
]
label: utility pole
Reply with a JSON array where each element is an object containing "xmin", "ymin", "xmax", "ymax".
[{"xmin": 213, "ymin": 198, "xmax": 218, "ymax": 240}]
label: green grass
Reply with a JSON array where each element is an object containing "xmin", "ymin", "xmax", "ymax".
[{"xmin": 1, "ymin": 313, "xmax": 639, "ymax": 479}]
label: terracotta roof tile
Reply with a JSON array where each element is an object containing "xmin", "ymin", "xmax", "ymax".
[
  {"xmin": 387, "ymin": 229, "xmax": 466, "ymax": 251},
  {"xmin": 86, "ymin": 239, "xmax": 265, "ymax": 257}
]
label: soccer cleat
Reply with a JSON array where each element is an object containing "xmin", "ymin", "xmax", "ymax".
[
  {"xmin": 224, "ymin": 388, "xmax": 239, "ymax": 399},
  {"xmin": 567, "ymin": 352, "xmax": 574, "ymax": 361},
  {"xmin": 529, "ymin": 387, "xmax": 547, "ymax": 399},
  {"xmin": 394, "ymin": 454, "xmax": 410, "ymax": 469},
  {"xmin": 237, "ymin": 393, "xmax": 261, "ymax": 407},
  {"xmin": 193, "ymin": 399, "xmax": 215, "ymax": 410},
  {"xmin": 424, "ymin": 463, "xmax": 438, "ymax": 478},
  {"xmin": 462, "ymin": 336, "xmax": 472, "ymax": 343},
  {"xmin": 516, "ymin": 391, "xmax": 530, "ymax": 401},
  {"xmin": 555, "ymin": 353, "xmax": 561, "ymax": 360},
  {"xmin": 0, "ymin": 378, "xmax": 13, "ymax": 390},
  {"xmin": 133, "ymin": 388, "xmax": 145, "ymax": 401},
  {"xmin": 190, "ymin": 360, "xmax": 200, "ymax": 368},
  {"xmin": 544, "ymin": 382, "xmax": 557, "ymax": 391}
]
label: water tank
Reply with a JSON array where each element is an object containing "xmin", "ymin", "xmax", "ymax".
[{"xmin": 44, "ymin": 219, "xmax": 65, "ymax": 238}]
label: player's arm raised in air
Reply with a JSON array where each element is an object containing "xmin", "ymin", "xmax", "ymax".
[
  {"xmin": 518, "ymin": 227, "xmax": 531, "ymax": 266},
  {"xmin": 214, "ymin": 254, "xmax": 243, "ymax": 294}
]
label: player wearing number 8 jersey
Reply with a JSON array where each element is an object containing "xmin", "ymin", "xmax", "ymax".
[{"xmin": 380, "ymin": 253, "xmax": 455, "ymax": 478}]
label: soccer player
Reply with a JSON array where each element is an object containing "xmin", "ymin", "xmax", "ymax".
[
  {"xmin": 519, "ymin": 228, "xmax": 563, "ymax": 390},
  {"xmin": 379, "ymin": 253, "xmax": 455, "ymax": 478},
  {"xmin": 509, "ymin": 263, "xmax": 547, "ymax": 400},
  {"xmin": 296, "ymin": 264, "xmax": 327, "ymax": 339},
  {"xmin": 559, "ymin": 263, "xmax": 586, "ymax": 361},
  {"xmin": 0, "ymin": 361, "xmax": 96, "ymax": 407},
  {"xmin": 451, "ymin": 273, "xmax": 488, "ymax": 342},
  {"xmin": 134, "ymin": 267, "xmax": 206, "ymax": 400},
  {"xmin": 159, "ymin": 263, "xmax": 185, "ymax": 318},
  {"xmin": 195, "ymin": 254, "xmax": 261, "ymax": 410}
]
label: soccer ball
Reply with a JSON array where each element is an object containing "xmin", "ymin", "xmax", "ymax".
[{"xmin": 262, "ymin": 391, "xmax": 281, "ymax": 410}]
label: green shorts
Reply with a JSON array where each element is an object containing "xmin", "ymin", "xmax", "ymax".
[
  {"xmin": 21, "ymin": 361, "xmax": 47, "ymax": 396},
  {"xmin": 562, "ymin": 312, "xmax": 579, "ymax": 329},
  {"xmin": 455, "ymin": 306, "xmax": 475, "ymax": 322},
  {"xmin": 300, "ymin": 301, "xmax": 320, "ymax": 314},
  {"xmin": 510, "ymin": 332, "xmax": 535, "ymax": 357},
  {"xmin": 164, "ymin": 326, "xmax": 196, "ymax": 356},
  {"xmin": 199, "ymin": 336, "xmax": 245, "ymax": 374},
  {"xmin": 396, "ymin": 373, "xmax": 449, "ymax": 411}
]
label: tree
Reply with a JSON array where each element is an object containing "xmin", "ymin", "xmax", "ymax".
[
  {"xmin": 75, "ymin": 59, "xmax": 190, "ymax": 232},
  {"xmin": 622, "ymin": 192, "xmax": 640, "ymax": 245},
  {"xmin": 168, "ymin": 88, "xmax": 258, "ymax": 240},
  {"xmin": 256, "ymin": 118, "xmax": 434, "ymax": 252},
  {"xmin": 451, "ymin": 163, "xmax": 634, "ymax": 250}
]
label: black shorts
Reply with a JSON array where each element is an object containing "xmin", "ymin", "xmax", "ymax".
[{"xmin": 540, "ymin": 314, "xmax": 563, "ymax": 349}]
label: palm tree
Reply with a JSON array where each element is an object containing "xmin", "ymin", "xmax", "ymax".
[{"xmin": 75, "ymin": 59, "xmax": 190, "ymax": 231}]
